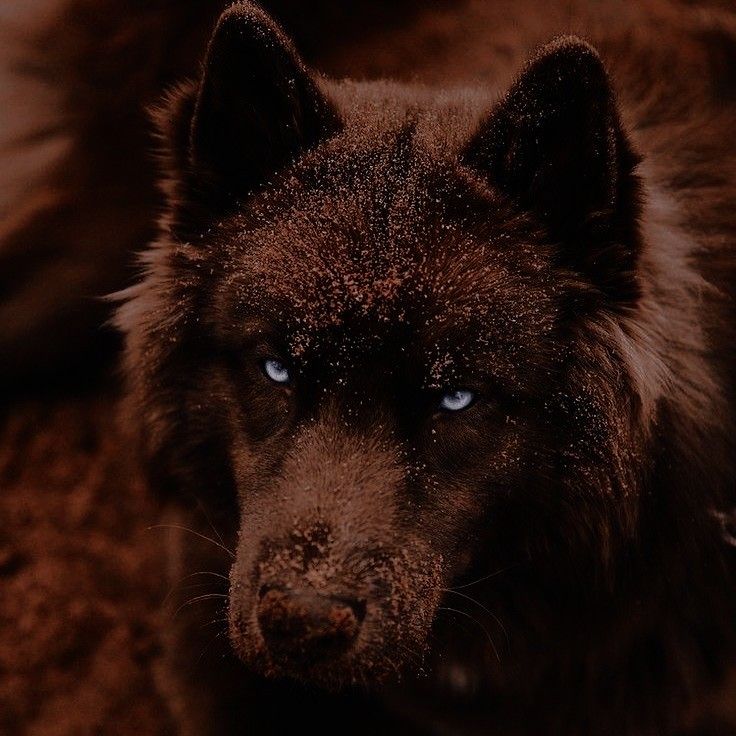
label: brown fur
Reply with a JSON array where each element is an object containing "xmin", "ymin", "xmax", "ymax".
[
  {"xmin": 3, "ymin": 0, "xmax": 736, "ymax": 734},
  {"xmin": 112, "ymin": 1, "xmax": 736, "ymax": 735}
]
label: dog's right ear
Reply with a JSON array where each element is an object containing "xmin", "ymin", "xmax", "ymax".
[
  {"xmin": 460, "ymin": 38, "xmax": 641, "ymax": 302},
  {"xmin": 167, "ymin": 3, "xmax": 341, "ymax": 225}
]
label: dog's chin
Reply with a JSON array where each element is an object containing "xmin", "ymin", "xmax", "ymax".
[{"xmin": 241, "ymin": 648, "xmax": 399, "ymax": 691}]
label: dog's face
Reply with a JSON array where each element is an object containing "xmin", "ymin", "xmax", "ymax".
[
  {"xmin": 211, "ymin": 141, "xmax": 563, "ymax": 684},
  {"xmin": 121, "ymin": 4, "xmax": 642, "ymax": 688}
]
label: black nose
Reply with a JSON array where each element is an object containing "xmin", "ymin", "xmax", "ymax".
[{"xmin": 257, "ymin": 587, "xmax": 365, "ymax": 661}]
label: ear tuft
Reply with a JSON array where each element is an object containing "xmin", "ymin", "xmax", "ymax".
[{"xmin": 461, "ymin": 37, "xmax": 642, "ymax": 300}]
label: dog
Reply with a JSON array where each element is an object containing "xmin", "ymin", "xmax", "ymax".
[{"xmin": 107, "ymin": 1, "xmax": 736, "ymax": 734}]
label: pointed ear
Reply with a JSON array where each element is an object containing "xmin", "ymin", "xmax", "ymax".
[
  {"xmin": 461, "ymin": 38, "xmax": 641, "ymax": 299},
  {"xmin": 188, "ymin": 2, "xmax": 341, "ymax": 209}
]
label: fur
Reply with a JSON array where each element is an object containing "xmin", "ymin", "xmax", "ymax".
[
  {"xmin": 2, "ymin": 0, "xmax": 736, "ymax": 734},
  {"xmin": 115, "ymin": 2, "xmax": 736, "ymax": 735}
]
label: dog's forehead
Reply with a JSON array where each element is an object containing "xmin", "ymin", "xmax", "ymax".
[
  {"xmin": 217, "ymin": 139, "xmax": 560, "ymax": 379},
  {"xmin": 224, "ymin": 218, "xmax": 556, "ymax": 385}
]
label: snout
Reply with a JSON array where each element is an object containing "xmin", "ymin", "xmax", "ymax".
[{"xmin": 256, "ymin": 586, "xmax": 366, "ymax": 662}]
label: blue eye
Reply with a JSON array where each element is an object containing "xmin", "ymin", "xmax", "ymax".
[
  {"xmin": 262, "ymin": 358, "xmax": 290, "ymax": 384},
  {"xmin": 439, "ymin": 389, "xmax": 475, "ymax": 412}
]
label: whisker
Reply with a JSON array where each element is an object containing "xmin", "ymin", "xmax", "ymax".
[
  {"xmin": 201, "ymin": 615, "xmax": 230, "ymax": 630},
  {"xmin": 162, "ymin": 575, "xmax": 229, "ymax": 605},
  {"xmin": 193, "ymin": 496, "xmax": 229, "ymax": 551},
  {"xmin": 163, "ymin": 581, "xmax": 215, "ymax": 604},
  {"xmin": 173, "ymin": 593, "xmax": 229, "ymax": 618},
  {"xmin": 437, "ymin": 606, "xmax": 501, "ymax": 663},
  {"xmin": 441, "ymin": 588, "xmax": 510, "ymax": 650},
  {"xmin": 181, "ymin": 570, "xmax": 229, "ymax": 582},
  {"xmin": 162, "ymin": 570, "xmax": 229, "ymax": 606},
  {"xmin": 148, "ymin": 524, "xmax": 235, "ymax": 558},
  {"xmin": 448, "ymin": 563, "xmax": 520, "ymax": 591}
]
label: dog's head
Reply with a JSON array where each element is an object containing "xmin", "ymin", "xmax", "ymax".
[{"xmin": 120, "ymin": 3, "xmax": 646, "ymax": 688}]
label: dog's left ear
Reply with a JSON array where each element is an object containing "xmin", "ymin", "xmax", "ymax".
[{"xmin": 461, "ymin": 38, "xmax": 641, "ymax": 300}]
